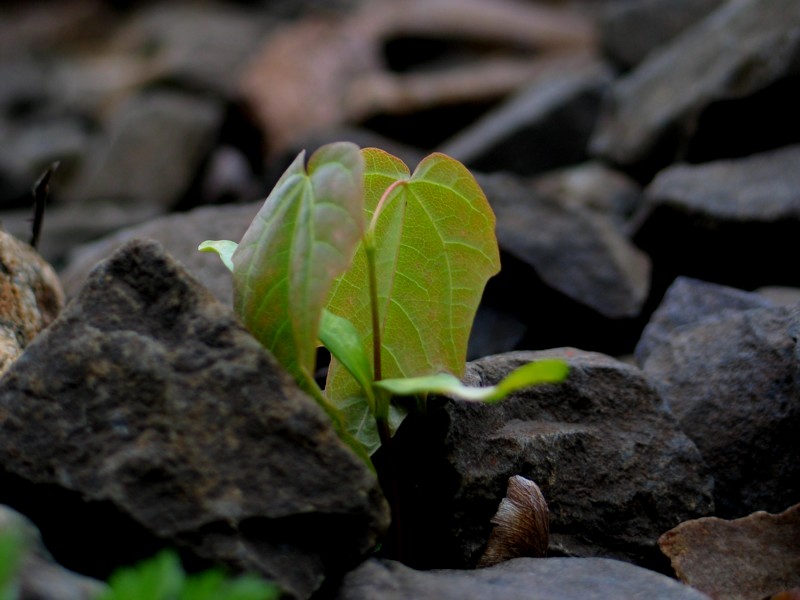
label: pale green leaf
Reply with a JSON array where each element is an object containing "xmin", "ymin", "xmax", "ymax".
[
  {"xmin": 318, "ymin": 308, "xmax": 375, "ymax": 413},
  {"xmin": 375, "ymin": 359, "xmax": 569, "ymax": 403},
  {"xmin": 232, "ymin": 142, "xmax": 364, "ymax": 391},
  {"xmin": 198, "ymin": 240, "xmax": 238, "ymax": 272},
  {"xmin": 325, "ymin": 149, "xmax": 501, "ymax": 449}
]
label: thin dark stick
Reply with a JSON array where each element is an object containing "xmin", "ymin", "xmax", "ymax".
[{"xmin": 30, "ymin": 161, "xmax": 59, "ymax": 250}]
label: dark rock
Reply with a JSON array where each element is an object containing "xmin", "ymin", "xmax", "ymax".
[
  {"xmin": 383, "ymin": 349, "xmax": 713, "ymax": 571},
  {"xmin": 632, "ymin": 145, "xmax": 800, "ymax": 292},
  {"xmin": 635, "ymin": 277, "xmax": 775, "ymax": 364},
  {"xmin": 598, "ymin": 0, "xmax": 725, "ymax": 70},
  {"xmin": 68, "ymin": 90, "xmax": 223, "ymax": 211},
  {"xmin": 641, "ymin": 303, "xmax": 800, "ymax": 517},
  {"xmin": 479, "ymin": 172, "xmax": 650, "ymax": 320},
  {"xmin": 0, "ymin": 504, "xmax": 107, "ymax": 600},
  {"xmin": 466, "ymin": 306, "xmax": 527, "ymax": 360},
  {"xmin": 0, "ymin": 231, "xmax": 64, "ymax": 376},
  {"xmin": 335, "ymin": 557, "xmax": 711, "ymax": 600},
  {"xmin": 590, "ymin": 0, "xmax": 800, "ymax": 176},
  {"xmin": 659, "ymin": 503, "xmax": 800, "ymax": 600},
  {"xmin": 439, "ymin": 61, "xmax": 612, "ymax": 175},
  {"xmin": 59, "ymin": 202, "xmax": 261, "ymax": 303},
  {"xmin": 0, "ymin": 240, "xmax": 389, "ymax": 599}
]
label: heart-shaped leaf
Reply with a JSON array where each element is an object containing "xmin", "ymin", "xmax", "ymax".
[
  {"xmin": 325, "ymin": 149, "xmax": 501, "ymax": 452},
  {"xmin": 232, "ymin": 142, "xmax": 365, "ymax": 392}
]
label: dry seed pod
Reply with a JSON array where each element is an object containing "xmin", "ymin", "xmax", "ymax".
[{"xmin": 477, "ymin": 475, "xmax": 549, "ymax": 568}]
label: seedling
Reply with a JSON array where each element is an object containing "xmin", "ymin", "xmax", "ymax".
[
  {"xmin": 200, "ymin": 142, "xmax": 567, "ymax": 462},
  {"xmin": 98, "ymin": 550, "xmax": 279, "ymax": 600}
]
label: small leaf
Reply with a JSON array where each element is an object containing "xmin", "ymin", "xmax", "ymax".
[
  {"xmin": 199, "ymin": 240, "xmax": 238, "ymax": 272},
  {"xmin": 375, "ymin": 359, "xmax": 568, "ymax": 403},
  {"xmin": 337, "ymin": 395, "xmax": 407, "ymax": 456},
  {"xmin": 319, "ymin": 309, "xmax": 375, "ymax": 413}
]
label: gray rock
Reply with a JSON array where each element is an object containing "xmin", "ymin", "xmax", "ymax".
[
  {"xmin": 68, "ymin": 90, "xmax": 223, "ymax": 211},
  {"xmin": 110, "ymin": 4, "xmax": 274, "ymax": 97},
  {"xmin": 336, "ymin": 557, "xmax": 710, "ymax": 600},
  {"xmin": 0, "ymin": 504, "xmax": 107, "ymax": 600},
  {"xmin": 641, "ymin": 303, "xmax": 800, "ymax": 517},
  {"xmin": 632, "ymin": 145, "xmax": 800, "ymax": 290},
  {"xmin": 599, "ymin": 0, "xmax": 725, "ymax": 69},
  {"xmin": 384, "ymin": 349, "xmax": 713, "ymax": 570},
  {"xmin": 59, "ymin": 202, "xmax": 261, "ymax": 303},
  {"xmin": 480, "ymin": 173, "xmax": 650, "ymax": 319},
  {"xmin": 530, "ymin": 161, "xmax": 641, "ymax": 227},
  {"xmin": 590, "ymin": 0, "xmax": 800, "ymax": 171},
  {"xmin": 439, "ymin": 61, "xmax": 612, "ymax": 175},
  {"xmin": 0, "ymin": 240, "xmax": 389, "ymax": 599},
  {"xmin": 635, "ymin": 277, "xmax": 775, "ymax": 364}
]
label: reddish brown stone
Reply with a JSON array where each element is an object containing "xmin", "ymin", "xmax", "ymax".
[{"xmin": 659, "ymin": 503, "xmax": 800, "ymax": 600}]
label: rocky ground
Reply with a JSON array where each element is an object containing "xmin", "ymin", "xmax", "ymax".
[{"xmin": 0, "ymin": 0, "xmax": 798, "ymax": 598}]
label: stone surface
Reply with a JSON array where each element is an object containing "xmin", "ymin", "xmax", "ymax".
[
  {"xmin": 68, "ymin": 90, "xmax": 223, "ymax": 210},
  {"xmin": 0, "ymin": 231, "xmax": 64, "ymax": 376},
  {"xmin": 632, "ymin": 145, "xmax": 800, "ymax": 291},
  {"xmin": 438, "ymin": 61, "xmax": 611, "ymax": 175},
  {"xmin": 479, "ymin": 172, "xmax": 650, "ymax": 319},
  {"xmin": 598, "ymin": 0, "xmax": 725, "ymax": 69},
  {"xmin": 110, "ymin": 3, "xmax": 274, "ymax": 97},
  {"xmin": 635, "ymin": 277, "xmax": 775, "ymax": 364},
  {"xmin": 335, "ymin": 557, "xmax": 711, "ymax": 600},
  {"xmin": 590, "ymin": 0, "xmax": 800, "ymax": 174},
  {"xmin": 382, "ymin": 349, "xmax": 713, "ymax": 570},
  {"xmin": 0, "ymin": 240, "xmax": 389, "ymax": 599},
  {"xmin": 0, "ymin": 504, "xmax": 107, "ymax": 600},
  {"xmin": 659, "ymin": 503, "xmax": 800, "ymax": 600},
  {"xmin": 59, "ymin": 202, "xmax": 261, "ymax": 303},
  {"xmin": 641, "ymin": 303, "xmax": 800, "ymax": 517},
  {"xmin": 530, "ymin": 161, "xmax": 641, "ymax": 228}
]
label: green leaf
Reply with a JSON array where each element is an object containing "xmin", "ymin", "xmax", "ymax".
[
  {"xmin": 325, "ymin": 149, "xmax": 501, "ymax": 451},
  {"xmin": 232, "ymin": 142, "xmax": 364, "ymax": 393},
  {"xmin": 198, "ymin": 240, "xmax": 237, "ymax": 272},
  {"xmin": 319, "ymin": 309, "xmax": 375, "ymax": 413},
  {"xmin": 99, "ymin": 550, "xmax": 184, "ymax": 600},
  {"xmin": 375, "ymin": 359, "xmax": 569, "ymax": 403}
]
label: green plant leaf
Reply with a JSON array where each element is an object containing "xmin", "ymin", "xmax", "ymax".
[
  {"xmin": 375, "ymin": 359, "xmax": 569, "ymax": 403},
  {"xmin": 232, "ymin": 142, "xmax": 364, "ymax": 393},
  {"xmin": 325, "ymin": 149, "xmax": 501, "ymax": 452},
  {"xmin": 319, "ymin": 309, "xmax": 375, "ymax": 413},
  {"xmin": 99, "ymin": 550, "xmax": 184, "ymax": 600},
  {"xmin": 198, "ymin": 240, "xmax": 237, "ymax": 272}
]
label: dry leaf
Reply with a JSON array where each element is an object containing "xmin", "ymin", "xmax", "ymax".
[{"xmin": 478, "ymin": 475, "xmax": 549, "ymax": 567}]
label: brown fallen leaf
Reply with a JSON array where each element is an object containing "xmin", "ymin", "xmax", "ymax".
[
  {"xmin": 240, "ymin": 0, "xmax": 597, "ymax": 156},
  {"xmin": 477, "ymin": 475, "xmax": 549, "ymax": 567},
  {"xmin": 659, "ymin": 503, "xmax": 800, "ymax": 600}
]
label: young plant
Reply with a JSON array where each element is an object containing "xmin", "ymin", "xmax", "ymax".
[
  {"xmin": 97, "ymin": 549, "xmax": 279, "ymax": 600},
  {"xmin": 200, "ymin": 142, "xmax": 567, "ymax": 461}
]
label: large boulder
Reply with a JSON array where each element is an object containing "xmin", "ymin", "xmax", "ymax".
[
  {"xmin": 639, "ymin": 294, "xmax": 800, "ymax": 517},
  {"xmin": 590, "ymin": 0, "xmax": 800, "ymax": 177},
  {"xmin": 380, "ymin": 349, "xmax": 713, "ymax": 571},
  {"xmin": 0, "ymin": 239, "xmax": 389, "ymax": 599},
  {"xmin": 632, "ymin": 145, "xmax": 800, "ymax": 292}
]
